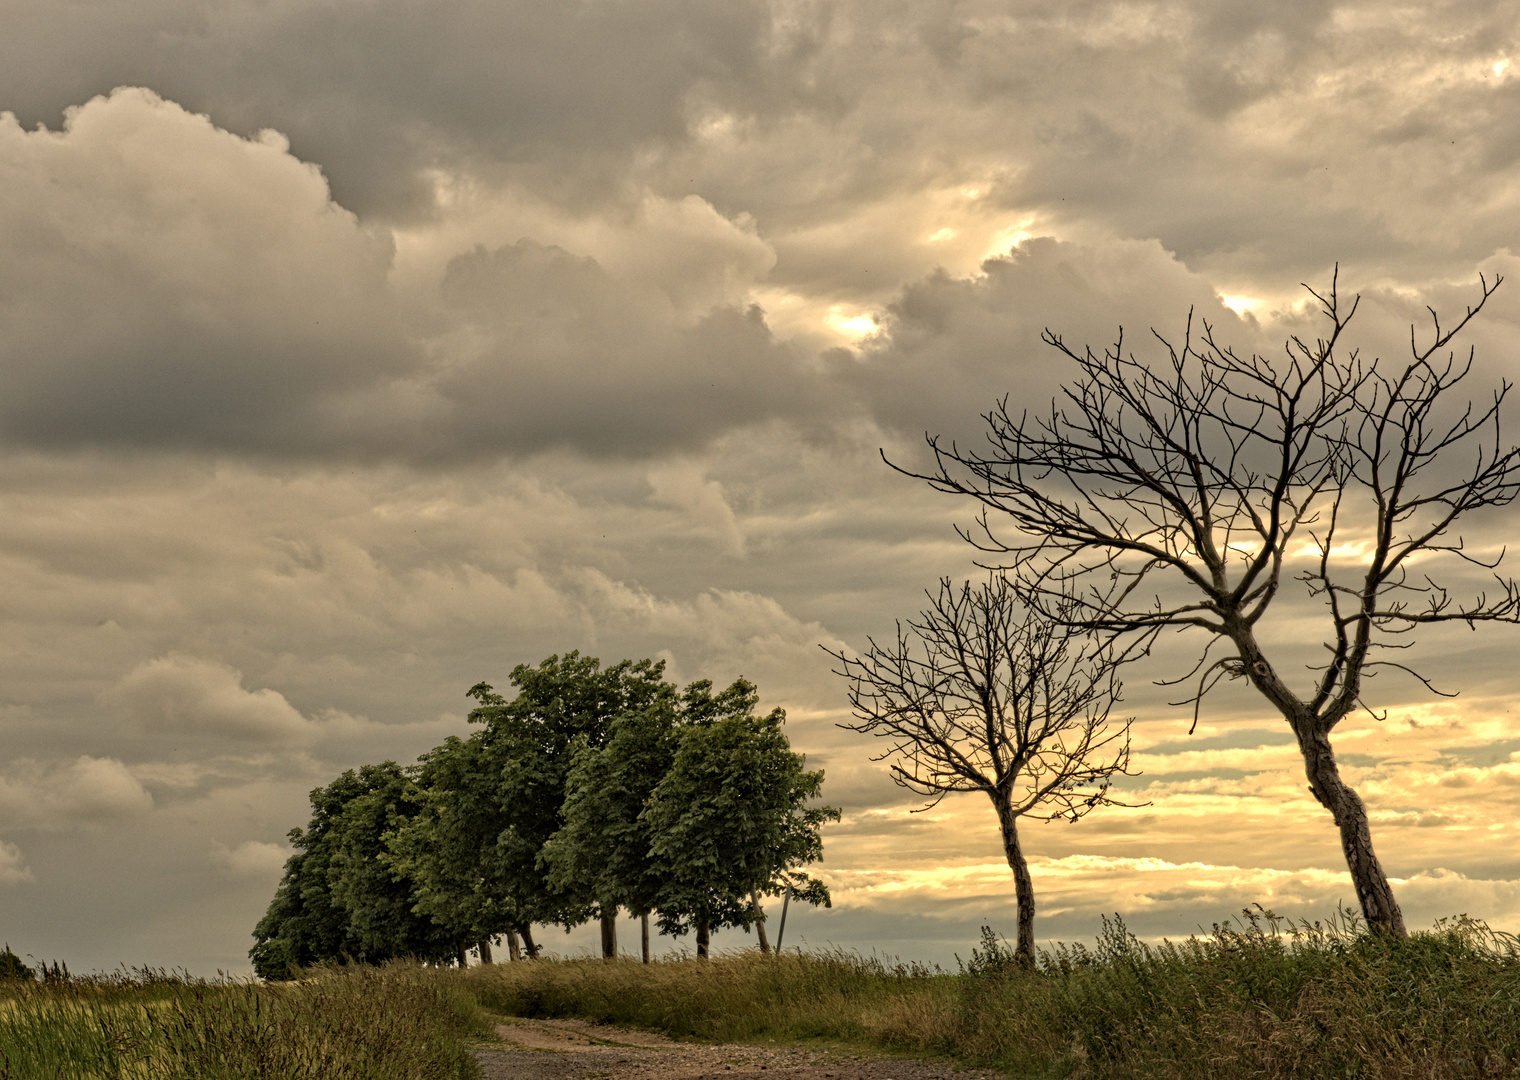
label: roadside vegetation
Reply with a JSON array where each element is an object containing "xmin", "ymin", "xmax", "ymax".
[
  {"xmin": 5, "ymin": 906, "xmax": 1520, "ymax": 1078},
  {"xmin": 467, "ymin": 907, "xmax": 1520, "ymax": 1080},
  {"xmin": 0, "ymin": 961, "xmax": 484, "ymax": 1080}
]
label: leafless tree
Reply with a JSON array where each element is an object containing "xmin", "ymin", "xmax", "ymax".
[
  {"xmin": 902, "ymin": 270, "xmax": 1520, "ymax": 937},
  {"xmin": 826, "ymin": 574, "xmax": 1139, "ymax": 963}
]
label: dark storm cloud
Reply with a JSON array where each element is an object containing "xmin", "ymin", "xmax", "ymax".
[
  {"xmin": 0, "ymin": 89, "xmax": 832, "ymax": 460},
  {"xmin": 838, "ymin": 236, "xmax": 1259, "ymax": 451},
  {"xmin": 424, "ymin": 240, "xmax": 825, "ymax": 458},
  {"xmin": 0, "ymin": 0, "xmax": 794, "ymax": 219}
]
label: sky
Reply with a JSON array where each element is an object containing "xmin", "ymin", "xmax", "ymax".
[{"xmin": 3, "ymin": 0, "xmax": 1520, "ymax": 974}]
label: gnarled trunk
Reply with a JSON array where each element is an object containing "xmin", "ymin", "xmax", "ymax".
[
  {"xmin": 994, "ymin": 791, "xmax": 1036, "ymax": 965},
  {"xmin": 1300, "ymin": 726, "xmax": 1407, "ymax": 935},
  {"xmin": 600, "ymin": 907, "xmax": 618, "ymax": 959},
  {"xmin": 750, "ymin": 889, "xmax": 771, "ymax": 953},
  {"xmin": 1240, "ymin": 634, "xmax": 1408, "ymax": 938}
]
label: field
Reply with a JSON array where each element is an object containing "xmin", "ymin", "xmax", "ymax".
[
  {"xmin": 4, "ymin": 909, "xmax": 1519, "ymax": 1079},
  {"xmin": 0, "ymin": 961, "xmax": 485, "ymax": 1080}
]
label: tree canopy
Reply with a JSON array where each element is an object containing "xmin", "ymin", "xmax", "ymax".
[{"xmin": 252, "ymin": 654, "xmax": 835, "ymax": 972}]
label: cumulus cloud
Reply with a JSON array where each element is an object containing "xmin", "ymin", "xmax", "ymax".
[
  {"xmin": 108, "ymin": 654, "xmax": 313, "ymax": 743},
  {"xmin": 212, "ymin": 839, "xmax": 289, "ymax": 880},
  {"xmin": 0, "ymin": 840, "xmax": 33, "ymax": 886},
  {"xmin": 0, "ymin": 757, "xmax": 153, "ymax": 830},
  {"xmin": 0, "ymin": 88, "xmax": 413, "ymax": 455},
  {"xmin": 840, "ymin": 236, "xmax": 1262, "ymax": 447},
  {"xmin": 0, "ymin": 89, "xmax": 832, "ymax": 461}
]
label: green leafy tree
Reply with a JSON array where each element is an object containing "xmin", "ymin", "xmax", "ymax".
[
  {"xmin": 642, "ymin": 684, "xmax": 838, "ymax": 956},
  {"xmin": 388, "ymin": 652, "xmax": 676, "ymax": 957},
  {"xmin": 250, "ymin": 762, "xmax": 457, "ymax": 979},
  {"xmin": 543, "ymin": 678, "xmax": 760, "ymax": 959},
  {"xmin": 384, "ymin": 732, "xmax": 539, "ymax": 956}
]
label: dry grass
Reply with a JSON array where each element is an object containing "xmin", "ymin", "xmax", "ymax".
[
  {"xmin": 0, "ymin": 962, "xmax": 485, "ymax": 1080},
  {"xmin": 464, "ymin": 908, "xmax": 1520, "ymax": 1079}
]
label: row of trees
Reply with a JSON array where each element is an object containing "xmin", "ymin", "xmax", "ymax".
[
  {"xmin": 850, "ymin": 271, "xmax": 1520, "ymax": 950},
  {"xmin": 251, "ymin": 653, "xmax": 837, "ymax": 978}
]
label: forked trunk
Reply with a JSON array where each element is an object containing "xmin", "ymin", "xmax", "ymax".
[
  {"xmin": 696, "ymin": 918, "xmax": 710, "ymax": 959},
  {"xmin": 750, "ymin": 889, "xmax": 771, "ymax": 953},
  {"xmin": 600, "ymin": 907, "xmax": 618, "ymax": 959},
  {"xmin": 641, "ymin": 912, "xmax": 651, "ymax": 964},
  {"xmin": 478, "ymin": 938, "xmax": 493, "ymax": 964},
  {"xmin": 506, "ymin": 929, "xmax": 522, "ymax": 962},
  {"xmin": 1300, "ymin": 726, "xmax": 1407, "ymax": 936},
  {"xmin": 994, "ymin": 791, "xmax": 1036, "ymax": 965}
]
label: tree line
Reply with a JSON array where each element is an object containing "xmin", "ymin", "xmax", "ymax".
[{"xmin": 250, "ymin": 652, "xmax": 837, "ymax": 978}]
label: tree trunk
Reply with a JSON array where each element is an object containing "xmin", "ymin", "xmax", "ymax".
[
  {"xmin": 696, "ymin": 918, "xmax": 710, "ymax": 959},
  {"xmin": 456, "ymin": 941, "xmax": 469, "ymax": 968},
  {"xmin": 600, "ymin": 907, "xmax": 618, "ymax": 959},
  {"xmin": 749, "ymin": 889, "xmax": 771, "ymax": 953},
  {"xmin": 994, "ymin": 791, "xmax": 1036, "ymax": 965},
  {"xmin": 641, "ymin": 912, "xmax": 650, "ymax": 964},
  {"xmin": 1299, "ymin": 725, "xmax": 1407, "ymax": 936},
  {"xmin": 506, "ymin": 929, "xmax": 522, "ymax": 962},
  {"xmin": 519, "ymin": 923, "xmax": 539, "ymax": 959},
  {"xmin": 478, "ymin": 938, "xmax": 493, "ymax": 964},
  {"xmin": 1239, "ymin": 634, "xmax": 1408, "ymax": 939}
]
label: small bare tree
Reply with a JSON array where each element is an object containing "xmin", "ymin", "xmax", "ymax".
[
  {"xmin": 906, "ymin": 271, "xmax": 1520, "ymax": 937},
  {"xmin": 827, "ymin": 574, "xmax": 1139, "ymax": 964}
]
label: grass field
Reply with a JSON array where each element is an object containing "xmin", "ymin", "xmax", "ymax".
[
  {"xmin": 4, "ymin": 908, "xmax": 1518, "ymax": 1079},
  {"xmin": 463, "ymin": 908, "xmax": 1520, "ymax": 1079},
  {"xmin": 0, "ymin": 961, "xmax": 485, "ymax": 1080}
]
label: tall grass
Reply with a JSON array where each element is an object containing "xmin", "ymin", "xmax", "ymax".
[
  {"xmin": 466, "ymin": 907, "xmax": 1520, "ymax": 1079},
  {"xmin": 466, "ymin": 946, "xmax": 952, "ymax": 1047},
  {"xmin": 0, "ymin": 962, "xmax": 485, "ymax": 1080},
  {"xmin": 8, "ymin": 909, "xmax": 1516, "ymax": 1079}
]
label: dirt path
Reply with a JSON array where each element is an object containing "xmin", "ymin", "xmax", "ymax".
[{"xmin": 472, "ymin": 1017, "xmax": 1002, "ymax": 1080}]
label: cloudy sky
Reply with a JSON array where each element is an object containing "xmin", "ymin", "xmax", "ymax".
[{"xmin": 4, "ymin": 0, "xmax": 1520, "ymax": 974}]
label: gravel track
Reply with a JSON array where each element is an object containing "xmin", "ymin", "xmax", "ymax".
[{"xmin": 471, "ymin": 1017, "xmax": 1002, "ymax": 1080}]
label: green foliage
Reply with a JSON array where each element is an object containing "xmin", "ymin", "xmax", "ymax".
[
  {"xmin": 385, "ymin": 733, "xmax": 526, "ymax": 947},
  {"xmin": 0, "ymin": 962, "xmax": 485, "ymax": 1080},
  {"xmin": 0, "ymin": 944, "xmax": 32, "ymax": 982},
  {"xmin": 252, "ymin": 651, "xmax": 841, "ymax": 967},
  {"xmin": 388, "ymin": 652, "xmax": 677, "ymax": 938},
  {"xmin": 642, "ymin": 686, "xmax": 840, "ymax": 937},
  {"xmin": 250, "ymin": 762, "xmax": 456, "ymax": 979},
  {"xmin": 542, "ymin": 695, "xmax": 682, "ymax": 918}
]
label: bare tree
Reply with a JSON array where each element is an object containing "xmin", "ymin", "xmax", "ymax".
[
  {"xmin": 827, "ymin": 574, "xmax": 1139, "ymax": 963},
  {"xmin": 905, "ymin": 271, "xmax": 1520, "ymax": 937}
]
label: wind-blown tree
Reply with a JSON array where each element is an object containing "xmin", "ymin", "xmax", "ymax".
[
  {"xmin": 383, "ymin": 733, "xmax": 536, "ymax": 959},
  {"xmin": 908, "ymin": 271, "xmax": 1520, "ymax": 936},
  {"xmin": 544, "ymin": 677, "xmax": 772, "ymax": 961},
  {"xmin": 642, "ymin": 683, "xmax": 838, "ymax": 957},
  {"xmin": 250, "ymin": 762, "xmax": 458, "ymax": 979},
  {"xmin": 828, "ymin": 575, "xmax": 1139, "ymax": 964},
  {"xmin": 542, "ymin": 698, "xmax": 680, "ymax": 962},
  {"xmin": 388, "ymin": 652, "xmax": 676, "ymax": 958}
]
